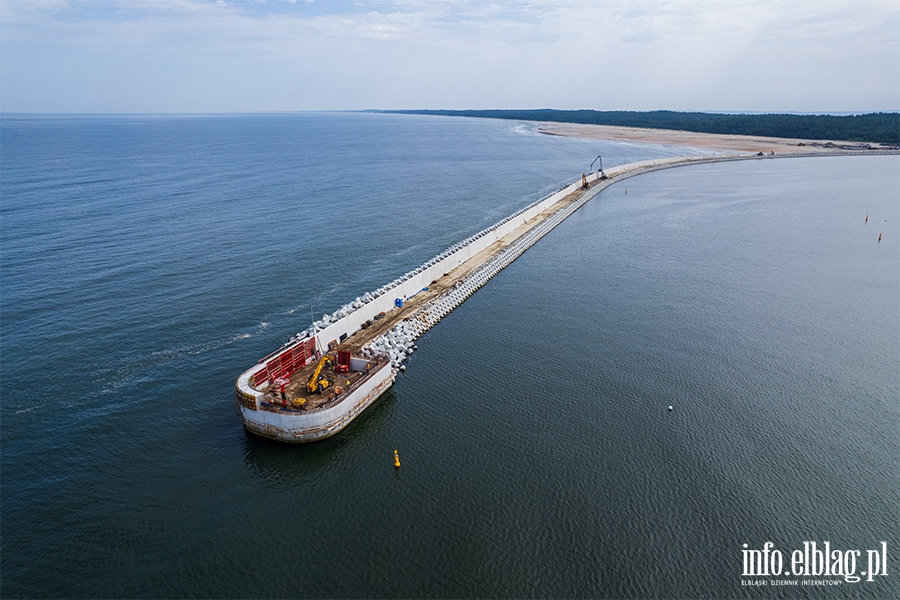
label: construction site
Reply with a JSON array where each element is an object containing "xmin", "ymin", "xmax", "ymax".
[
  {"xmin": 235, "ymin": 148, "xmax": 895, "ymax": 442},
  {"xmin": 248, "ymin": 169, "xmax": 609, "ymax": 417}
]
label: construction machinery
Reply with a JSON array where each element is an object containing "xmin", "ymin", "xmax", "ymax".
[
  {"xmin": 307, "ymin": 355, "xmax": 334, "ymax": 394},
  {"xmin": 590, "ymin": 155, "xmax": 608, "ymax": 180}
]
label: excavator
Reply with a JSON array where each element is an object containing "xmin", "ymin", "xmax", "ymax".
[
  {"xmin": 307, "ymin": 355, "xmax": 334, "ymax": 394},
  {"xmin": 590, "ymin": 155, "xmax": 609, "ymax": 180}
]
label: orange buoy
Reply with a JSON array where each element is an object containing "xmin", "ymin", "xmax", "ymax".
[{"xmin": 393, "ymin": 449, "xmax": 400, "ymax": 468}]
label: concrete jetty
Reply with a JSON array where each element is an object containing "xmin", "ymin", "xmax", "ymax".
[
  {"xmin": 235, "ymin": 148, "xmax": 897, "ymax": 441},
  {"xmin": 352, "ymin": 149, "xmax": 898, "ymax": 364}
]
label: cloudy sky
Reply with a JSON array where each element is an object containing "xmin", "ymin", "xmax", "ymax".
[{"xmin": 1, "ymin": 0, "xmax": 897, "ymax": 113}]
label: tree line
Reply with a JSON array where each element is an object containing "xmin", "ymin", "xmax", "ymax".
[{"xmin": 375, "ymin": 109, "xmax": 899, "ymax": 145}]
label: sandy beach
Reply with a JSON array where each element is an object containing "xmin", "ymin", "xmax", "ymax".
[{"xmin": 536, "ymin": 122, "xmax": 872, "ymax": 153}]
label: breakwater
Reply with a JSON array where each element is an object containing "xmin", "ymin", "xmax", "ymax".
[
  {"xmin": 237, "ymin": 149, "xmax": 896, "ymax": 403},
  {"xmin": 355, "ymin": 149, "xmax": 897, "ymax": 368}
]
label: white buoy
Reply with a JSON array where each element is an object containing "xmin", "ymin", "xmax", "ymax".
[{"xmin": 668, "ymin": 405, "xmax": 673, "ymax": 411}]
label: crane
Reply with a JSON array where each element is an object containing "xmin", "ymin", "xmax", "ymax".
[
  {"xmin": 307, "ymin": 355, "xmax": 334, "ymax": 394},
  {"xmin": 590, "ymin": 155, "xmax": 608, "ymax": 180}
]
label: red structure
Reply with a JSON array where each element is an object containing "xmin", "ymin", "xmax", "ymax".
[
  {"xmin": 252, "ymin": 338, "xmax": 317, "ymax": 387},
  {"xmin": 334, "ymin": 350, "xmax": 351, "ymax": 373}
]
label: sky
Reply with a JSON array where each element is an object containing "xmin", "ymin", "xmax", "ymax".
[{"xmin": 1, "ymin": 0, "xmax": 898, "ymax": 114}]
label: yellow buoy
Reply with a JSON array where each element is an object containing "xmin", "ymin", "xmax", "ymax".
[{"xmin": 393, "ymin": 449, "xmax": 400, "ymax": 468}]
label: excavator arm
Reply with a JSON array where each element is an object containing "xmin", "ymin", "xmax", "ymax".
[{"xmin": 307, "ymin": 355, "xmax": 333, "ymax": 393}]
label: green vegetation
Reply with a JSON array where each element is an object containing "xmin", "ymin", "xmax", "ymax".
[{"xmin": 375, "ymin": 109, "xmax": 900, "ymax": 145}]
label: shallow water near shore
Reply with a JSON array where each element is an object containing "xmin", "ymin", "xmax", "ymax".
[{"xmin": 1, "ymin": 113, "xmax": 897, "ymax": 599}]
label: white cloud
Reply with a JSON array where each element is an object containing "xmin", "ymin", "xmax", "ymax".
[{"xmin": 1, "ymin": 0, "xmax": 897, "ymax": 112}]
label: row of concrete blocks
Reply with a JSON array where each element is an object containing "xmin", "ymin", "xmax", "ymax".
[
  {"xmin": 366, "ymin": 151, "xmax": 836, "ymax": 362},
  {"xmin": 362, "ymin": 181, "xmax": 609, "ymax": 367}
]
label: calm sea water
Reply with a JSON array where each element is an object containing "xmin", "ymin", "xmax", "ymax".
[{"xmin": 1, "ymin": 113, "xmax": 897, "ymax": 599}]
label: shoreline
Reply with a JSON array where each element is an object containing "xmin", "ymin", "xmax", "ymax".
[{"xmin": 534, "ymin": 122, "xmax": 891, "ymax": 153}]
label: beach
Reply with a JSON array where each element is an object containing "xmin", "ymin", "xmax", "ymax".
[{"xmin": 536, "ymin": 122, "xmax": 873, "ymax": 153}]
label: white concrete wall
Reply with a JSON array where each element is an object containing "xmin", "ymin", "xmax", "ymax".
[
  {"xmin": 237, "ymin": 171, "xmax": 597, "ymax": 399},
  {"xmin": 308, "ymin": 174, "xmax": 592, "ymax": 352}
]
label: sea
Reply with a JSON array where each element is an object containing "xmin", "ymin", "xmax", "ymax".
[{"xmin": 1, "ymin": 112, "xmax": 897, "ymax": 599}]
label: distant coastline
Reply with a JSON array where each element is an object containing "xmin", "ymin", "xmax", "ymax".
[
  {"xmin": 530, "ymin": 123, "xmax": 890, "ymax": 153},
  {"xmin": 370, "ymin": 109, "xmax": 900, "ymax": 146}
]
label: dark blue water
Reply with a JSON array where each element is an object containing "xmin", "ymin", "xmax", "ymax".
[{"xmin": 1, "ymin": 113, "xmax": 897, "ymax": 599}]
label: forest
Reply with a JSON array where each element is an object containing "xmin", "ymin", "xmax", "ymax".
[{"xmin": 378, "ymin": 110, "xmax": 899, "ymax": 145}]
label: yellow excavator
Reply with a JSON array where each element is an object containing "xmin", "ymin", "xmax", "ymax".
[{"xmin": 307, "ymin": 355, "xmax": 334, "ymax": 394}]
